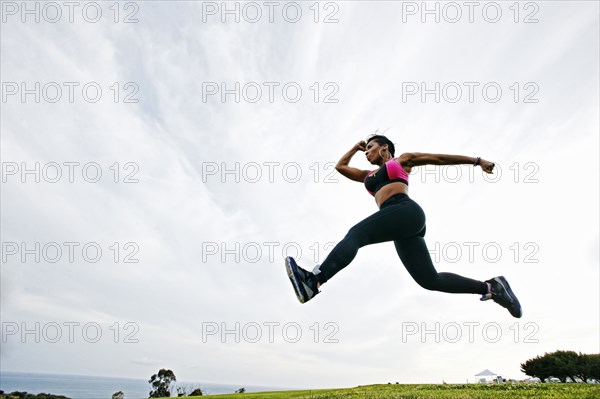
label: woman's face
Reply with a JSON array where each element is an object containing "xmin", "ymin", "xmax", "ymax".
[{"xmin": 365, "ymin": 140, "xmax": 389, "ymax": 164}]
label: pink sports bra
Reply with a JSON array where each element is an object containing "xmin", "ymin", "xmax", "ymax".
[{"xmin": 364, "ymin": 159, "xmax": 409, "ymax": 196}]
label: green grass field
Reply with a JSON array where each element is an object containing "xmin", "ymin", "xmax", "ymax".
[{"xmin": 177, "ymin": 383, "xmax": 599, "ymax": 399}]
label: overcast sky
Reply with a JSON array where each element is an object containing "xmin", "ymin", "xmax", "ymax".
[{"xmin": 1, "ymin": 0, "xmax": 598, "ymax": 390}]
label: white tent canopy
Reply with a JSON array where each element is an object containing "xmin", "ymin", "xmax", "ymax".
[{"xmin": 475, "ymin": 369, "xmax": 498, "ymax": 377}]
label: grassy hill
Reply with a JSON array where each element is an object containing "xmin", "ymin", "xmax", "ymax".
[{"xmin": 176, "ymin": 383, "xmax": 599, "ymax": 399}]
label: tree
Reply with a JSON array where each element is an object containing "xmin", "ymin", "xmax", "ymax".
[
  {"xmin": 149, "ymin": 369, "xmax": 177, "ymax": 398},
  {"xmin": 576, "ymin": 353, "xmax": 600, "ymax": 383},
  {"xmin": 112, "ymin": 391, "xmax": 124, "ymax": 399},
  {"xmin": 189, "ymin": 388, "xmax": 203, "ymax": 396},
  {"xmin": 234, "ymin": 387, "xmax": 246, "ymax": 393},
  {"xmin": 551, "ymin": 350, "xmax": 579, "ymax": 383},
  {"xmin": 521, "ymin": 353, "xmax": 554, "ymax": 382},
  {"xmin": 590, "ymin": 354, "xmax": 600, "ymax": 381},
  {"xmin": 522, "ymin": 350, "xmax": 600, "ymax": 383}
]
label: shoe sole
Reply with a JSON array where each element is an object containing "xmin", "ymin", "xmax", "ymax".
[
  {"xmin": 494, "ymin": 276, "xmax": 522, "ymax": 318},
  {"xmin": 285, "ymin": 256, "xmax": 307, "ymax": 303}
]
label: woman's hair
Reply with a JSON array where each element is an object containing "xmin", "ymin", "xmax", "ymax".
[{"xmin": 366, "ymin": 134, "xmax": 395, "ymax": 157}]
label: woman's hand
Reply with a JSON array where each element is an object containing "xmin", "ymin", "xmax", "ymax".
[
  {"xmin": 353, "ymin": 140, "xmax": 367, "ymax": 152},
  {"xmin": 480, "ymin": 159, "xmax": 495, "ymax": 174},
  {"xmin": 336, "ymin": 141, "xmax": 371, "ymax": 182}
]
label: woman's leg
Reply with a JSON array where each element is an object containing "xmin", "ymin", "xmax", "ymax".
[
  {"xmin": 393, "ymin": 235, "xmax": 488, "ymax": 294},
  {"xmin": 315, "ymin": 196, "xmax": 425, "ymax": 284}
]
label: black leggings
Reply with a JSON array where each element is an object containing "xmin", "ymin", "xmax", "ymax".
[{"xmin": 316, "ymin": 194, "xmax": 488, "ymax": 295}]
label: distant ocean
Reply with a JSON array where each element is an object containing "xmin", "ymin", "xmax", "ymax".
[{"xmin": 0, "ymin": 371, "xmax": 292, "ymax": 399}]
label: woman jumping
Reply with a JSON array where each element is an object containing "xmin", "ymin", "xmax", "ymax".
[{"xmin": 284, "ymin": 134, "xmax": 522, "ymax": 318}]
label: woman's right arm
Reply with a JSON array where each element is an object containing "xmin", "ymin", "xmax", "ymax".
[{"xmin": 335, "ymin": 141, "xmax": 371, "ymax": 182}]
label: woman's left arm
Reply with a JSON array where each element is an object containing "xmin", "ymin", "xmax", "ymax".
[{"xmin": 398, "ymin": 152, "xmax": 495, "ymax": 174}]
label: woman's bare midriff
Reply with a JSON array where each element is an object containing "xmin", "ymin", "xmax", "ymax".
[{"xmin": 374, "ymin": 182, "xmax": 409, "ymax": 208}]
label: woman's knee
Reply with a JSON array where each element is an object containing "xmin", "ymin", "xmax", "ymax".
[
  {"xmin": 412, "ymin": 273, "xmax": 440, "ymax": 291},
  {"xmin": 345, "ymin": 226, "xmax": 370, "ymax": 247}
]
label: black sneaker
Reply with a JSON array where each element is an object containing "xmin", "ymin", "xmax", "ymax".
[
  {"xmin": 481, "ymin": 276, "xmax": 522, "ymax": 318},
  {"xmin": 285, "ymin": 256, "xmax": 319, "ymax": 303}
]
